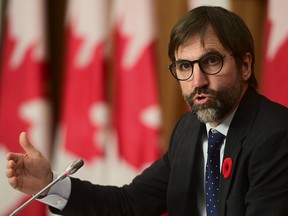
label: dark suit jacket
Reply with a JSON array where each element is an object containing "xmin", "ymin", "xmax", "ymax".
[{"xmin": 51, "ymin": 87, "xmax": 288, "ymax": 215}]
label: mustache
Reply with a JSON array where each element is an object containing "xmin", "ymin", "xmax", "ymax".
[{"xmin": 188, "ymin": 87, "xmax": 217, "ymax": 99}]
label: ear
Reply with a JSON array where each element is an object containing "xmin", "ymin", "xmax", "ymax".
[{"xmin": 241, "ymin": 52, "xmax": 252, "ymax": 81}]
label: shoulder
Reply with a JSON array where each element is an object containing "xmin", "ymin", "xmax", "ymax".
[
  {"xmin": 256, "ymin": 93, "xmax": 288, "ymax": 127},
  {"xmin": 244, "ymin": 89, "xmax": 288, "ymax": 149},
  {"xmin": 236, "ymin": 87, "xmax": 288, "ymax": 129}
]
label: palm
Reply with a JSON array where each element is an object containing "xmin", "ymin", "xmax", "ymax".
[
  {"xmin": 6, "ymin": 132, "xmax": 52, "ymax": 195},
  {"xmin": 17, "ymin": 154, "xmax": 51, "ymax": 194}
]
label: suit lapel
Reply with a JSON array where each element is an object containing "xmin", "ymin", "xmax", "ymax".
[
  {"xmin": 168, "ymin": 114, "xmax": 205, "ymax": 215},
  {"xmin": 218, "ymin": 87, "xmax": 260, "ymax": 216}
]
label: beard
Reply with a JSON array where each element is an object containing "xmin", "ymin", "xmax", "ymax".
[{"xmin": 183, "ymin": 77, "xmax": 243, "ymax": 124}]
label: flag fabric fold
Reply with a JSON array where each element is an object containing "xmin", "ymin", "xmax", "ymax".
[
  {"xmin": 54, "ymin": 0, "xmax": 162, "ymax": 188},
  {"xmin": 52, "ymin": 0, "xmax": 111, "ymax": 185},
  {"xmin": 261, "ymin": 0, "xmax": 288, "ymax": 107},
  {"xmin": 0, "ymin": 0, "xmax": 51, "ymax": 215},
  {"xmin": 113, "ymin": 0, "xmax": 162, "ymax": 171}
]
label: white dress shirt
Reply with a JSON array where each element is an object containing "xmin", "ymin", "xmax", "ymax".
[{"xmin": 38, "ymin": 172, "xmax": 71, "ymax": 210}]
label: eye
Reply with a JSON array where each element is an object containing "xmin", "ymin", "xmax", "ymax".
[
  {"xmin": 176, "ymin": 60, "xmax": 192, "ymax": 71},
  {"xmin": 201, "ymin": 54, "xmax": 222, "ymax": 66}
]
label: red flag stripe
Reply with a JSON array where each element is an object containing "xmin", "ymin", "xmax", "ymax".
[
  {"xmin": 261, "ymin": 0, "xmax": 288, "ymax": 107},
  {"xmin": 51, "ymin": 1, "xmax": 111, "ymax": 187},
  {"xmin": 114, "ymin": 0, "xmax": 161, "ymax": 169},
  {"xmin": 0, "ymin": 0, "xmax": 50, "ymax": 215}
]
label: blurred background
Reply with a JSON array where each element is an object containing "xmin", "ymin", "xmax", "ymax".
[{"xmin": 0, "ymin": 0, "xmax": 287, "ymax": 215}]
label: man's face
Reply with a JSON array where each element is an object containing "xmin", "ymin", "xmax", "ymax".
[{"xmin": 175, "ymin": 28, "xmax": 249, "ymax": 126}]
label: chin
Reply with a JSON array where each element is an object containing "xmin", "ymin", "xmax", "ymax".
[{"xmin": 194, "ymin": 108, "xmax": 219, "ymax": 123}]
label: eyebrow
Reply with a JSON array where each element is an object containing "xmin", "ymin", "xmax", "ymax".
[{"xmin": 176, "ymin": 50, "xmax": 223, "ymax": 61}]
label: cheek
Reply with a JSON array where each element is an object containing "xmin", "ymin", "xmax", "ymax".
[
  {"xmin": 212, "ymin": 72, "xmax": 240, "ymax": 90},
  {"xmin": 179, "ymin": 81, "xmax": 193, "ymax": 95}
]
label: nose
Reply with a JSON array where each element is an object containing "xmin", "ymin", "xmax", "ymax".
[{"xmin": 191, "ymin": 63, "xmax": 209, "ymax": 88}]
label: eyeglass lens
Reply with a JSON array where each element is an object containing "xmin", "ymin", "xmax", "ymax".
[{"xmin": 169, "ymin": 54, "xmax": 224, "ymax": 80}]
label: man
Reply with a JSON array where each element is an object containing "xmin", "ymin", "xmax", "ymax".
[{"xmin": 6, "ymin": 6, "xmax": 288, "ymax": 216}]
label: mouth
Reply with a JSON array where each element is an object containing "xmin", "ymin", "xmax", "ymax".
[{"xmin": 193, "ymin": 94, "xmax": 212, "ymax": 104}]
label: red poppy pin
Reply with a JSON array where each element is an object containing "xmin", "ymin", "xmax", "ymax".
[{"xmin": 222, "ymin": 157, "xmax": 233, "ymax": 179}]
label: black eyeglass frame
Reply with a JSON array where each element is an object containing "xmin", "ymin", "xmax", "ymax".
[{"xmin": 168, "ymin": 52, "xmax": 231, "ymax": 81}]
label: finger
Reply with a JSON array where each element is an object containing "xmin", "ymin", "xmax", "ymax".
[
  {"xmin": 6, "ymin": 152, "xmax": 22, "ymax": 162},
  {"xmin": 6, "ymin": 153, "xmax": 23, "ymax": 175},
  {"xmin": 8, "ymin": 176, "xmax": 17, "ymax": 187},
  {"xmin": 6, "ymin": 157, "xmax": 16, "ymax": 169},
  {"xmin": 19, "ymin": 132, "xmax": 41, "ymax": 157},
  {"xmin": 6, "ymin": 167, "xmax": 15, "ymax": 178},
  {"xmin": 8, "ymin": 176, "xmax": 21, "ymax": 190},
  {"xmin": 6, "ymin": 159, "xmax": 22, "ymax": 177}
]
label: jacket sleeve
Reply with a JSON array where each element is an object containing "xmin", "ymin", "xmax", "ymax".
[{"xmin": 49, "ymin": 154, "xmax": 170, "ymax": 216}]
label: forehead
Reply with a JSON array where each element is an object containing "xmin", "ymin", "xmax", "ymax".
[{"xmin": 176, "ymin": 27, "xmax": 226, "ymax": 59}]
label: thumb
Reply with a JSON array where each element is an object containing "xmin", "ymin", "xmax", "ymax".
[{"xmin": 19, "ymin": 132, "xmax": 41, "ymax": 156}]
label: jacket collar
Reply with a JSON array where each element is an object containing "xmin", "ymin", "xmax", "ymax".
[{"xmin": 218, "ymin": 86, "xmax": 260, "ymax": 215}]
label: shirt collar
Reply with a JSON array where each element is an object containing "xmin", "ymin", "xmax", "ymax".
[{"xmin": 206, "ymin": 107, "xmax": 238, "ymax": 137}]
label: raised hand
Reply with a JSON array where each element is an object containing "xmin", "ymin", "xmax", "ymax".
[{"xmin": 6, "ymin": 132, "xmax": 53, "ymax": 195}]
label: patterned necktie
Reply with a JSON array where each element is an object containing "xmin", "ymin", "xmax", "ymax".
[{"xmin": 206, "ymin": 129, "xmax": 225, "ymax": 216}]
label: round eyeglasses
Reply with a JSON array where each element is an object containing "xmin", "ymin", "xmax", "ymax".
[{"xmin": 168, "ymin": 53, "xmax": 227, "ymax": 81}]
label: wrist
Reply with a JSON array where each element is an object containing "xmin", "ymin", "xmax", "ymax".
[{"xmin": 39, "ymin": 171, "xmax": 53, "ymax": 196}]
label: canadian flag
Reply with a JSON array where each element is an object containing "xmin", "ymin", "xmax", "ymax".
[
  {"xmin": 112, "ymin": 0, "xmax": 161, "ymax": 173},
  {"xmin": 188, "ymin": 0, "xmax": 230, "ymax": 9},
  {"xmin": 261, "ymin": 0, "xmax": 288, "ymax": 107},
  {"xmin": 0, "ymin": 0, "xmax": 51, "ymax": 215},
  {"xmin": 52, "ymin": 0, "xmax": 112, "ymax": 185},
  {"xmin": 54, "ymin": 0, "xmax": 162, "ymax": 188}
]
